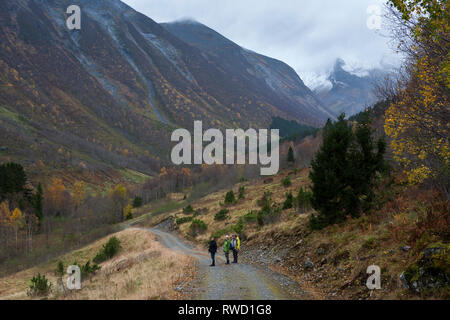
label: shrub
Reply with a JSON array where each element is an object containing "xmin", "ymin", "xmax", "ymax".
[
  {"xmin": 233, "ymin": 218, "xmax": 244, "ymax": 234},
  {"xmin": 81, "ymin": 260, "xmax": 100, "ymax": 278},
  {"xmin": 123, "ymin": 204, "xmax": 133, "ymax": 220},
  {"xmin": 212, "ymin": 228, "xmax": 229, "ymax": 239},
  {"xmin": 214, "ymin": 209, "xmax": 230, "ymax": 221},
  {"xmin": 132, "ymin": 196, "xmax": 143, "ymax": 208},
  {"xmin": 256, "ymin": 191, "xmax": 284, "ymax": 225},
  {"xmin": 176, "ymin": 216, "xmax": 193, "ymax": 225},
  {"xmin": 82, "ymin": 260, "xmax": 100, "ymax": 277},
  {"xmin": 297, "ymin": 187, "xmax": 312, "ymax": 212},
  {"xmin": 183, "ymin": 204, "xmax": 194, "ymax": 214},
  {"xmin": 190, "ymin": 219, "xmax": 208, "ymax": 236},
  {"xmin": 287, "ymin": 146, "xmax": 295, "ymax": 163},
  {"xmin": 257, "ymin": 205, "xmax": 282, "ymax": 226},
  {"xmin": 55, "ymin": 260, "xmax": 64, "ymax": 277},
  {"xmin": 93, "ymin": 252, "xmax": 107, "ymax": 265},
  {"xmin": 103, "ymin": 236, "xmax": 121, "ymax": 257},
  {"xmin": 224, "ymin": 190, "xmax": 236, "ymax": 204},
  {"xmin": 283, "ymin": 192, "xmax": 294, "ymax": 209},
  {"xmin": 362, "ymin": 236, "xmax": 379, "ymax": 250},
  {"xmin": 72, "ymin": 260, "xmax": 101, "ymax": 278},
  {"xmin": 238, "ymin": 186, "xmax": 245, "ymax": 199},
  {"xmin": 257, "ymin": 191, "xmax": 272, "ymax": 209},
  {"xmin": 213, "ymin": 220, "xmax": 244, "ymax": 239},
  {"xmin": 93, "ymin": 236, "xmax": 121, "ymax": 264},
  {"xmin": 28, "ymin": 273, "xmax": 51, "ymax": 297},
  {"xmin": 256, "ymin": 210, "xmax": 265, "ymax": 226},
  {"xmin": 243, "ymin": 211, "xmax": 258, "ymax": 223},
  {"xmin": 282, "ymin": 176, "xmax": 292, "ymax": 187}
]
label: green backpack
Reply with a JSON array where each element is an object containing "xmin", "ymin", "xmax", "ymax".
[{"xmin": 223, "ymin": 239, "xmax": 230, "ymax": 252}]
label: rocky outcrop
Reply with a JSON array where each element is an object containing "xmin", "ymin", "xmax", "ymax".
[{"xmin": 400, "ymin": 244, "xmax": 449, "ymax": 293}]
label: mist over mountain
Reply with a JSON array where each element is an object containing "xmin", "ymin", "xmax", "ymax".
[
  {"xmin": 162, "ymin": 20, "xmax": 335, "ymax": 123},
  {"xmin": 0, "ymin": 0, "xmax": 334, "ymax": 180},
  {"xmin": 314, "ymin": 59, "xmax": 390, "ymax": 116}
]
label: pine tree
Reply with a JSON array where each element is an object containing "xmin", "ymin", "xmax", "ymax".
[
  {"xmin": 282, "ymin": 192, "xmax": 294, "ymax": 209},
  {"xmin": 309, "ymin": 114, "xmax": 386, "ymax": 229},
  {"xmin": 287, "ymin": 146, "xmax": 295, "ymax": 163},
  {"xmin": 0, "ymin": 163, "xmax": 27, "ymax": 200},
  {"xmin": 224, "ymin": 190, "xmax": 236, "ymax": 205},
  {"xmin": 33, "ymin": 183, "xmax": 43, "ymax": 222},
  {"xmin": 297, "ymin": 187, "xmax": 312, "ymax": 212},
  {"xmin": 238, "ymin": 186, "xmax": 245, "ymax": 200},
  {"xmin": 132, "ymin": 196, "xmax": 143, "ymax": 208}
]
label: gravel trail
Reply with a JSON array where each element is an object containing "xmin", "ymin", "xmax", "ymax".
[{"xmin": 145, "ymin": 227, "xmax": 308, "ymax": 300}]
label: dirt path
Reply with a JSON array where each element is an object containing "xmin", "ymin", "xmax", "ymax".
[{"xmin": 145, "ymin": 227, "xmax": 309, "ymax": 300}]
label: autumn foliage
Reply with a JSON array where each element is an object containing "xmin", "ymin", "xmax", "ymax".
[{"xmin": 384, "ymin": 0, "xmax": 449, "ymax": 197}]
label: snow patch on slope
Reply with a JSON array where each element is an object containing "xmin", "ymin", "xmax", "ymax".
[{"xmin": 141, "ymin": 32, "xmax": 195, "ymax": 83}]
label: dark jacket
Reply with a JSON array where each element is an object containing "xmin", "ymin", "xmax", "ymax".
[{"xmin": 209, "ymin": 240, "xmax": 217, "ymax": 253}]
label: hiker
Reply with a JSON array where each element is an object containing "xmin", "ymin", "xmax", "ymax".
[
  {"xmin": 231, "ymin": 234, "xmax": 240, "ymax": 263},
  {"xmin": 223, "ymin": 235, "xmax": 231, "ymax": 264},
  {"xmin": 208, "ymin": 237, "xmax": 217, "ymax": 267}
]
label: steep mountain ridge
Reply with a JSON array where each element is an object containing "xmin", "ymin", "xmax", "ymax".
[
  {"xmin": 162, "ymin": 20, "xmax": 335, "ymax": 123},
  {"xmin": 315, "ymin": 59, "xmax": 389, "ymax": 116},
  {"xmin": 0, "ymin": 0, "xmax": 333, "ymax": 184}
]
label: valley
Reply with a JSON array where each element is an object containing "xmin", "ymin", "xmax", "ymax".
[
  {"xmin": 1, "ymin": 166, "xmax": 447, "ymax": 300},
  {"xmin": 0, "ymin": 0, "xmax": 334, "ymax": 187},
  {"xmin": 0, "ymin": 0, "xmax": 448, "ymax": 303}
]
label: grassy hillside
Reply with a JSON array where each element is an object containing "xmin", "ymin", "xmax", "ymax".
[
  {"xmin": 140, "ymin": 168, "xmax": 449, "ymax": 300},
  {"xmin": 0, "ymin": 0, "xmax": 335, "ymax": 188},
  {"xmin": 1, "ymin": 167, "xmax": 447, "ymax": 300},
  {"xmin": 0, "ymin": 228, "xmax": 193, "ymax": 300}
]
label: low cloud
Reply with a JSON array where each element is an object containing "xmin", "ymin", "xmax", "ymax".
[{"xmin": 123, "ymin": 0, "xmax": 401, "ymax": 89}]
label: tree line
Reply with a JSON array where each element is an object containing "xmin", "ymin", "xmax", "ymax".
[
  {"xmin": 0, "ymin": 160, "xmax": 265, "ymax": 274},
  {"xmin": 0, "ymin": 162, "xmax": 135, "ymax": 272}
]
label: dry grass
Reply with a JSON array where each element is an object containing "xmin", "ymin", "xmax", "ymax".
[
  {"xmin": 241, "ymin": 182, "xmax": 449, "ymax": 300},
  {"xmin": 0, "ymin": 228, "xmax": 194, "ymax": 300},
  {"xmin": 160, "ymin": 167, "xmax": 448, "ymax": 300},
  {"xmin": 174, "ymin": 168, "xmax": 312, "ymax": 243},
  {"xmin": 3, "ymin": 167, "xmax": 444, "ymax": 300}
]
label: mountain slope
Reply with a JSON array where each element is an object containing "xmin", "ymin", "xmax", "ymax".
[
  {"xmin": 315, "ymin": 59, "xmax": 388, "ymax": 116},
  {"xmin": 0, "ymin": 0, "xmax": 332, "ymax": 184},
  {"xmin": 162, "ymin": 20, "xmax": 335, "ymax": 125}
]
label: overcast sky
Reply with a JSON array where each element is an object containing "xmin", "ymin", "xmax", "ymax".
[{"xmin": 122, "ymin": 0, "xmax": 400, "ymax": 89}]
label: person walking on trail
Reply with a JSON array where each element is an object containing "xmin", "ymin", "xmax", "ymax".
[
  {"xmin": 208, "ymin": 237, "xmax": 217, "ymax": 267},
  {"xmin": 231, "ymin": 234, "xmax": 240, "ymax": 263},
  {"xmin": 223, "ymin": 235, "xmax": 231, "ymax": 264}
]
